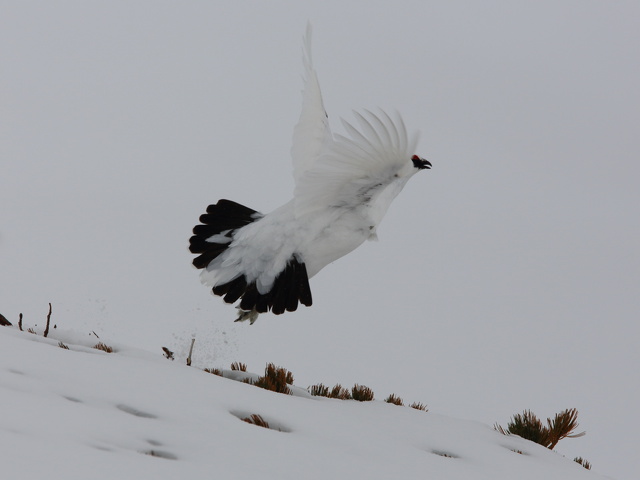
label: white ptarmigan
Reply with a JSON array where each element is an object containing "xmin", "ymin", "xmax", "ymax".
[{"xmin": 189, "ymin": 26, "xmax": 431, "ymax": 323}]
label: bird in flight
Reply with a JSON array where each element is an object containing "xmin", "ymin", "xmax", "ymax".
[{"xmin": 189, "ymin": 26, "xmax": 431, "ymax": 324}]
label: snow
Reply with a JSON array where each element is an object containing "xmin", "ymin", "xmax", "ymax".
[{"xmin": 0, "ymin": 326, "xmax": 609, "ymax": 480}]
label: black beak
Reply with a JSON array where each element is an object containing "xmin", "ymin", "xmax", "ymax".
[{"xmin": 412, "ymin": 155, "xmax": 432, "ymax": 170}]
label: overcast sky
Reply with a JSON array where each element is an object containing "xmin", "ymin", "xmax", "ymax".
[{"xmin": 1, "ymin": 2, "xmax": 638, "ymax": 478}]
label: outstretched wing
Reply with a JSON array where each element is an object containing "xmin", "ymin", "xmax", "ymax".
[
  {"xmin": 290, "ymin": 24, "xmax": 333, "ymax": 185},
  {"xmin": 293, "ymin": 109, "xmax": 418, "ymax": 217}
]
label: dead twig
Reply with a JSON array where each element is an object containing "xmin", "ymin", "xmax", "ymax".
[
  {"xmin": 162, "ymin": 347, "xmax": 175, "ymax": 360},
  {"xmin": 186, "ymin": 337, "xmax": 195, "ymax": 366},
  {"xmin": 43, "ymin": 303, "xmax": 52, "ymax": 338}
]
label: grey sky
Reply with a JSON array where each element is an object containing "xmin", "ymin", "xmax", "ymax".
[{"xmin": 2, "ymin": 2, "xmax": 638, "ymax": 478}]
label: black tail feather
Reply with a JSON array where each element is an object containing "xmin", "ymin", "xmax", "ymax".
[
  {"xmin": 215, "ymin": 255, "xmax": 312, "ymax": 315},
  {"xmin": 191, "ymin": 242, "xmax": 227, "ymax": 269},
  {"xmin": 190, "ymin": 199, "xmax": 312, "ymax": 317},
  {"xmin": 189, "ymin": 199, "xmax": 262, "ymax": 269},
  {"xmin": 296, "ymin": 261, "xmax": 313, "ymax": 308},
  {"xmin": 221, "ymin": 276, "xmax": 248, "ymax": 304}
]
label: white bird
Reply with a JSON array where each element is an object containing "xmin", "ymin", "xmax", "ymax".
[{"xmin": 189, "ymin": 26, "xmax": 431, "ymax": 324}]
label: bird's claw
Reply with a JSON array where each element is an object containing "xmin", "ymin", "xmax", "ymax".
[{"xmin": 234, "ymin": 307, "xmax": 260, "ymax": 325}]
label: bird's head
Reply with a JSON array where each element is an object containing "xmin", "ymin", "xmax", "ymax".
[{"xmin": 412, "ymin": 154, "xmax": 432, "ymax": 170}]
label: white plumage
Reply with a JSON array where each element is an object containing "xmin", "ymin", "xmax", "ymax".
[{"xmin": 189, "ymin": 26, "xmax": 431, "ymax": 323}]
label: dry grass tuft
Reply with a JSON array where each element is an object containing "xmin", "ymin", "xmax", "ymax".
[
  {"xmin": 308, "ymin": 383, "xmax": 330, "ymax": 397},
  {"xmin": 242, "ymin": 414, "xmax": 270, "ymax": 429},
  {"xmin": 329, "ymin": 384, "xmax": 352, "ymax": 400},
  {"xmin": 204, "ymin": 368, "xmax": 223, "ymax": 376},
  {"xmin": 308, "ymin": 383, "xmax": 355, "ymax": 400},
  {"xmin": 230, "ymin": 362, "xmax": 247, "ymax": 372},
  {"xmin": 384, "ymin": 393, "xmax": 404, "ymax": 406},
  {"xmin": 58, "ymin": 341, "xmax": 70, "ymax": 350},
  {"xmin": 252, "ymin": 363, "xmax": 294, "ymax": 395},
  {"xmin": 93, "ymin": 342, "xmax": 114, "ymax": 353},
  {"xmin": 574, "ymin": 457, "xmax": 592, "ymax": 470},
  {"xmin": 410, "ymin": 402, "xmax": 428, "ymax": 412},
  {"xmin": 351, "ymin": 384, "xmax": 374, "ymax": 402},
  {"xmin": 494, "ymin": 408, "xmax": 585, "ymax": 450}
]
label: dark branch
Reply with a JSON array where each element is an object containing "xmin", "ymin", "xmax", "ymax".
[{"xmin": 43, "ymin": 303, "xmax": 52, "ymax": 338}]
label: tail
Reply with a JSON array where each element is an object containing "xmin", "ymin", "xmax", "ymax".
[
  {"xmin": 189, "ymin": 199, "xmax": 263, "ymax": 269},
  {"xmin": 189, "ymin": 199, "xmax": 313, "ymax": 321}
]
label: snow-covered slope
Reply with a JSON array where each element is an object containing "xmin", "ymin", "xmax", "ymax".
[{"xmin": 0, "ymin": 327, "xmax": 608, "ymax": 480}]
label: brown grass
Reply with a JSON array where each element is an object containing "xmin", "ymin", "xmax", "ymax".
[
  {"xmin": 494, "ymin": 408, "xmax": 585, "ymax": 449},
  {"xmin": 308, "ymin": 383, "xmax": 330, "ymax": 397},
  {"xmin": 93, "ymin": 342, "xmax": 114, "ymax": 353},
  {"xmin": 574, "ymin": 457, "xmax": 592, "ymax": 470},
  {"xmin": 351, "ymin": 384, "xmax": 374, "ymax": 402},
  {"xmin": 410, "ymin": 402, "xmax": 428, "ymax": 412},
  {"xmin": 384, "ymin": 393, "xmax": 404, "ymax": 406},
  {"xmin": 252, "ymin": 363, "xmax": 294, "ymax": 395},
  {"xmin": 329, "ymin": 384, "xmax": 352, "ymax": 400},
  {"xmin": 242, "ymin": 414, "xmax": 270, "ymax": 429},
  {"xmin": 230, "ymin": 362, "xmax": 247, "ymax": 372}
]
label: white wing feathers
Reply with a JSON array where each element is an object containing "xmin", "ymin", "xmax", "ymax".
[
  {"xmin": 291, "ymin": 26, "xmax": 418, "ymax": 218},
  {"xmin": 290, "ymin": 24, "xmax": 332, "ymax": 184},
  {"xmin": 294, "ymin": 109, "xmax": 418, "ymax": 217}
]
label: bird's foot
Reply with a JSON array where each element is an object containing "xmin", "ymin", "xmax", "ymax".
[{"xmin": 234, "ymin": 307, "xmax": 260, "ymax": 325}]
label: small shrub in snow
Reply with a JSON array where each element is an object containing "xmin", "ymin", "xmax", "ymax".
[
  {"xmin": 328, "ymin": 384, "xmax": 352, "ymax": 400},
  {"xmin": 204, "ymin": 368, "xmax": 223, "ymax": 376},
  {"xmin": 230, "ymin": 362, "xmax": 247, "ymax": 372},
  {"xmin": 58, "ymin": 341, "xmax": 69, "ymax": 350},
  {"xmin": 546, "ymin": 408, "xmax": 585, "ymax": 449},
  {"xmin": 93, "ymin": 342, "xmax": 114, "ymax": 353},
  {"xmin": 410, "ymin": 402, "xmax": 428, "ymax": 412},
  {"xmin": 308, "ymin": 383, "xmax": 330, "ymax": 397},
  {"xmin": 252, "ymin": 363, "xmax": 294, "ymax": 395},
  {"xmin": 242, "ymin": 414, "xmax": 270, "ymax": 429},
  {"xmin": 574, "ymin": 457, "xmax": 592, "ymax": 470},
  {"xmin": 384, "ymin": 394, "xmax": 404, "ymax": 406},
  {"xmin": 351, "ymin": 384, "xmax": 374, "ymax": 402},
  {"xmin": 309, "ymin": 383, "xmax": 363, "ymax": 401},
  {"xmin": 494, "ymin": 408, "xmax": 585, "ymax": 450},
  {"xmin": 495, "ymin": 410, "xmax": 547, "ymax": 445}
]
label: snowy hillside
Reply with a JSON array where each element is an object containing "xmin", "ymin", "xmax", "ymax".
[{"xmin": 0, "ymin": 326, "xmax": 608, "ymax": 480}]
